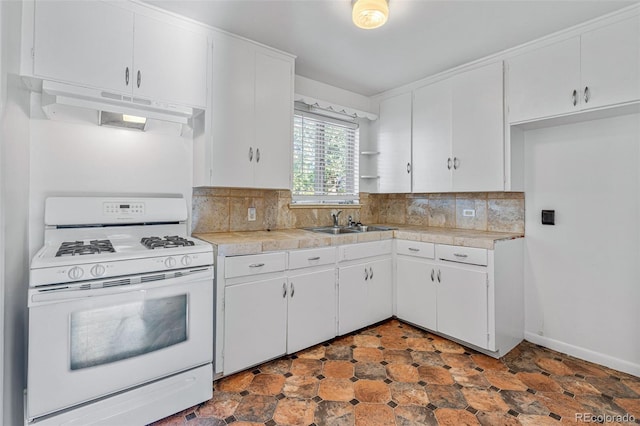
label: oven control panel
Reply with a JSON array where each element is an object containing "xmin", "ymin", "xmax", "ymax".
[{"xmin": 103, "ymin": 202, "xmax": 145, "ymax": 215}]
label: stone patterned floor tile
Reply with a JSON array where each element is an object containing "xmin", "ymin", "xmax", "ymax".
[
  {"xmin": 318, "ymin": 378, "xmax": 355, "ymax": 402},
  {"xmin": 153, "ymin": 319, "xmax": 640, "ymax": 426},
  {"xmin": 313, "ymin": 400, "xmax": 355, "ymax": 425},
  {"xmin": 272, "ymin": 398, "xmax": 316, "ymax": 425},
  {"xmin": 322, "ymin": 360, "xmax": 355, "ymax": 379},
  {"xmin": 395, "ymin": 404, "xmax": 438, "ymax": 426},
  {"xmin": 354, "ymin": 403, "xmax": 396, "ymax": 425},
  {"xmin": 434, "ymin": 407, "xmax": 481, "ymax": 425}
]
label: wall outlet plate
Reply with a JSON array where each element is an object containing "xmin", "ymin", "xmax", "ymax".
[
  {"xmin": 248, "ymin": 207, "xmax": 256, "ymax": 222},
  {"xmin": 463, "ymin": 209, "xmax": 476, "ymax": 217}
]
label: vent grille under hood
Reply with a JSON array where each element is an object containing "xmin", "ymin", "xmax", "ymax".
[{"xmin": 40, "ymin": 80, "xmax": 196, "ymax": 129}]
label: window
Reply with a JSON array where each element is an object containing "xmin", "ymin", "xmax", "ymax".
[{"xmin": 292, "ymin": 110, "xmax": 359, "ymax": 203}]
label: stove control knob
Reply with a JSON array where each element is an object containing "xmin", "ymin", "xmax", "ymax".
[
  {"xmin": 68, "ymin": 266, "xmax": 84, "ymax": 280},
  {"xmin": 181, "ymin": 255, "xmax": 192, "ymax": 266},
  {"xmin": 164, "ymin": 257, "xmax": 176, "ymax": 268},
  {"xmin": 90, "ymin": 264, "xmax": 106, "ymax": 277}
]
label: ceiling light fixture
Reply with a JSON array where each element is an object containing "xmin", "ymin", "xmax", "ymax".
[{"xmin": 352, "ymin": 0, "xmax": 389, "ymax": 30}]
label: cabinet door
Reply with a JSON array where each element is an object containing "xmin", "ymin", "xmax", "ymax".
[
  {"xmin": 366, "ymin": 258, "xmax": 393, "ymax": 325},
  {"xmin": 437, "ymin": 265, "xmax": 488, "ymax": 349},
  {"xmin": 224, "ymin": 277, "xmax": 287, "ymax": 374},
  {"xmin": 287, "ymin": 269, "xmax": 336, "ymax": 353},
  {"xmin": 210, "ymin": 33, "xmax": 255, "ymax": 188},
  {"xmin": 338, "ymin": 263, "xmax": 368, "ymax": 335},
  {"xmin": 132, "ymin": 14, "xmax": 208, "ymax": 108},
  {"xmin": 507, "ymin": 37, "xmax": 580, "ymax": 123},
  {"xmin": 581, "ymin": 16, "xmax": 640, "ymax": 109},
  {"xmin": 412, "ymin": 80, "xmax": 453, "ymax": 193},
  {"xmin": 378, "ymin": 93, "xmax": 412, "ymax": 193},
  {"xmin": 254, "ymin": 51, "xmax": 293, "ymax": 189},
  {"xmin": 396, "ymin": 257, "xmax": 437, "ymax": 330},
  {"xmin": 452, "ymin": 62, "xmax": 504, "ymax": 192},
  {"xmin": 33, "ymin": 1, "xmax": 133, "ymax": 93}
]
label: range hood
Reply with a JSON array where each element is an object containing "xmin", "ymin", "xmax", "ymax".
[{"xmin": 40, "ymin": 80, "xmax": 196, "ymax": 129}]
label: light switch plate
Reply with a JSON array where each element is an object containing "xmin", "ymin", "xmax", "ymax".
[{"xmin": 248, "ymin": 207, "xmax": 256, "ymax": 221}]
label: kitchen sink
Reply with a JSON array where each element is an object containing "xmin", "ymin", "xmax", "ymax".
[{"xmin": 307, "ymin": 225, "xmax": 397, "ymax": 234}]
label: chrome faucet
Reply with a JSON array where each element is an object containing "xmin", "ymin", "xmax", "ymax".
[{"xmin": 332, "ymin": 211, "xmax": 342, "ymax": 227}]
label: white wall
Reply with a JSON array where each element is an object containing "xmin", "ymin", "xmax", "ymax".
[
  {"xmin": 523, "ymin": 113, "xmax": 640, "ymax": 376},
  {"xmin": 1, "ymin": 0, "xmax": 31, "ymax": 423},
  {"xmin": 28, "ymin": 102, "xmax": 194, "ymax": 255}
]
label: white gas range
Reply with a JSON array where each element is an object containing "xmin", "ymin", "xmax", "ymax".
[{"xmin": 27, "ymin": 197, "xmax": 214, "ymax": 425}]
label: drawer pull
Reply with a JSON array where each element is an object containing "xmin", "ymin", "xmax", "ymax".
[
  {"xmin": 453, "ymin": 253, "xmax": 468, "ymax": 258},
  {"xmin": 249, "ymin": 263, "xmax": 265, "ymax": 268},
  {"xmin": 408, "ymin": 247, "xmax": 420, "ymax": 252},
  {"xmin": 308, "ymin": 256, "xmax": 321, "ymax": 261}
]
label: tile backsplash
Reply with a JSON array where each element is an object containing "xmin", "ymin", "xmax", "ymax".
[{"xmin": 192, "ymin": 188, "xmax": 524, "ymax": 234}]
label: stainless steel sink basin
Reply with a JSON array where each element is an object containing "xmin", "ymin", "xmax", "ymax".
[
  {"xmin": 307, "ymin": 225, "xmax": 396, "ymax": 234},
  {"xmin": 307, "ymin": 226, "xmax": 360, "ymax": 235}
]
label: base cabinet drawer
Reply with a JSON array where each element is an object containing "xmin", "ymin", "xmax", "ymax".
[
  {"xmin": 437, "ymin": 244, "xmax": 487, "ymax": 266},
  {"xmin": 225, "ymin": 252, "xmax": 286, "ymax": 279},
  {"xmin": 396, "ymin": 240, "xmax": 435, "ymax": 259},
  {"xmin": 288, "ymin": 247, "xmax": 336, "ymax": 270}
]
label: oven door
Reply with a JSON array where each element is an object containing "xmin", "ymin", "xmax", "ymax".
[{"xmin": 27, "ymin": 267, "xmax": 213, "ymax": 420}]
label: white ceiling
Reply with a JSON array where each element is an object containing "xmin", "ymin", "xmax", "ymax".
[{"xmin": 145, "ymin": 0, "xmax": 636, "ymax": 96}]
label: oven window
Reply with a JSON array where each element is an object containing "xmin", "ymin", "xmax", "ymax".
[{"xmin": 69, "ymin": 295, "xmax": 187, "ymax": 370}]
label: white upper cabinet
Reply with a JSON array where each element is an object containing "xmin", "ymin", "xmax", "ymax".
[
  {"xmin": 412, "ymin": 62, "xmax": 504, "ymax": 193},
  {"xmin": 451, "ymin": 62, "xmax": 504, "ymax": 192},
  {"xmin": 206, "ymin": 32, "xmax": 294, "ymax": 189},
  {"xmin": 507, "ymin": 38, "xmax": 580, "ymax": 123},
  {"xmin": 132, "ymin": 14, "xmax": 208, "ymax": 108},
  {"xmin": 508, "ymin": 16, "xmax": 640, "ymax": 123},
  {"xmin": 378, "ymin": 92, "xmax": 412, "ymax": 193},
  {"xmin": 412, "ymin": 79, "xmax": 452, "ymax": 193},
  {"xmin": 31, "ymin": 1, "xmax": 208, "ymax": 108},
  {"xmin": 580, "ymin": 16, "xmax": 640, "ymax": 110},
  {"xmin": 33, "ymin": 1, "xmax": 134, "ymax": 94}
]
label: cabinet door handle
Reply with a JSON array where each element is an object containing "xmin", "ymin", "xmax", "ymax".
[
  {"xmin": 453, "ymin": 157, "xmax": 459, "ymax": 170},
  {"xmin": 406, "ymin": 163, "xmax": 411, "ymax": 174},
  {"xmin": 584, "ymin": 86, "xmax": 590, "ymax": 103},
  {"xmin": 290, "ymin": 282, "xmax": 295, "ymax": 298},
  {"xmin": 447, "ymin": 158, "xmax": 452, "ymax": 170},
  {"xmin": 369, "ymin": 267, "xmax": 373, "ymax": 279},
  {"xmin": 125, "ymin": 67, "xmax": 129, "ymax": 86},
  {"xmin": 364, "ymin": 268, "xmax": 369, "ymax": 281},
  {"xmin": 430, "ymin": 269, "xmax": 435, "ymax": 282},
  {"xmin": 249, "ymin": 263, "xmax": 265, "ymax": 268},
  {"xmin": 256, "ymin": 148, "xmax": 261, "ymax": 163},
  {"xmin": 408, "ymin": 247, "xmax": 420, "ymax": 252},
  {"xmin": 248, "ymin": 147, "xmax": 253, "ymax": 162},
  {"xmin": 453, "ymin": 253, "xmax": 468, "ymax": 258},
  {"xmin": 437, "ymin": 270, "xmax": 441, "ymax": 283},
  {"xmin": 282, "ymin": 282, "xmax": 287, "ymax": 298},
  {"xmin": 308, "ymin": 256, "xmax": 321, "ymax": 261},
  {"xmin": 136, "ymin": 70, "xmax": 141, "ymax": 88},
  {"xmin": 572, "ymin": 89, "xmax": 578, "ymax": 106}
]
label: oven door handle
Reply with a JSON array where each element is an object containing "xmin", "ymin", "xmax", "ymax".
[{"xmin": 30, "ymin": 267, "xmax": 214, "ymax": 305}]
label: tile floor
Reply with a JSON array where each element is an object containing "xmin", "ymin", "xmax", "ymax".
[{"xmin": 152, "ymin": 319, "xmax": 640, "ymax": 425}]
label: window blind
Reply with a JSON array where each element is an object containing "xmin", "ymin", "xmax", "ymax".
[{"xmin": 293, "ymin": 111, "xmax": 359, "ymax": 203}]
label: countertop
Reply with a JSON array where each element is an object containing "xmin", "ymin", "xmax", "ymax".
[{"xmin": 194, "ymin": 225, "xmax": 524, "ymax": 256}]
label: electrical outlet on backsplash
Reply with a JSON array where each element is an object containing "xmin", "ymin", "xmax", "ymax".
[{"xmin": 191, "ymin": 187, "xmax": 524, "ymax": 234}]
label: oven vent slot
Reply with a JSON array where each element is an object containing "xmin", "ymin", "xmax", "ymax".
[
  {"xmin": 174, "ymin": 271, "xmax": 185, "ymax": 278},
  {"xmin": 79, "ymin": 283, "xmax": 92, "ymax": 291},
  {"xmin": 103, "ymin": 279, "xmax": 131, "ymax": 288},
  {"xmin": 141, "ymin": 274, "xmax": 166, "ymax": 283}
]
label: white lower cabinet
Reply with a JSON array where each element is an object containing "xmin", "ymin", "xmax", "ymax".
[
  {"xmin": 436, "ymin": 264, "xmax": 488, "ymax": 349},
  {"xmin": 396, "ymin": 256, "xmax": 438, "ymax": 331},
  {"xmin": 338, "ymin": 241, "xmax": 393, "ymax": 335},
  {"xmin": 221, "ymin": 250, "xmax": 336, "ymax": 375},
  {"xmin": 287, "ymin": 268, "xmax": 336, "ymax": 354},
  {"xmin": 395, "ymin": 239, "xmax": 523, "ymax": 357},
  {"xmin": 224, "ymin": 276, "xmax": 288, "ymax": 375}
]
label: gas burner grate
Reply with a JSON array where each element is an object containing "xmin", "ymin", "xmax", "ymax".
[
  {"xmin": 55, "ymin": 240, "xmax": 115, "ymax": 257},
  {"xmin": 140, "ymin": 236, "xmax": 195, "ymax": 250}
]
